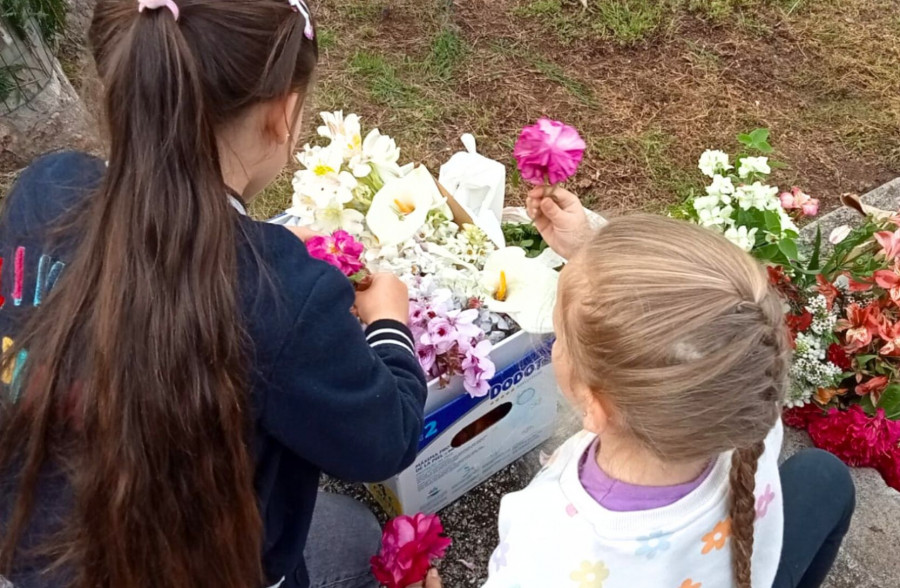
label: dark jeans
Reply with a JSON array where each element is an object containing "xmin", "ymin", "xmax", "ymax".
[
  {"xmin": 774, "ymin": 449, "xmax": 856, "ymax": 588},
  {"xmin": 303, "ymin": 493, "xmax": 381, "ymax": 588}
]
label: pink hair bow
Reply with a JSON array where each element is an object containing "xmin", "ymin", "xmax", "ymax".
[
  {"xmin": 138, "ymin": 0, "xmax": 180, "ymax": 21},
  {"xmin": 288, "ymin": 0, "xmax": 315, "ymax": 40}
]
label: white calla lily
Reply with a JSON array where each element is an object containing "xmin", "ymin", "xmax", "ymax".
[
  {"xmin": 480, "ymin": 247, "xmax": 558, "ymax": 334},
  {"xmin": 366, "ymin": 166, "xmax": 440, "ymax": 246}
]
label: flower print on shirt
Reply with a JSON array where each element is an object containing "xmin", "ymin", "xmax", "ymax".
[
  {"xmin": 701, "ymin": 519, "xmax": 732, "ymax": 555},
  {"xmin": 570, "ymin": 560, "xmax": 609, "ymax": 588},
  {"xmin": 490, "ymin": 542, "xmax": 510, "ymax": 572},
  {"xmin": 635, "ymin": 531, "xmax": 671, "ymax": 560},
  {"xmin": 756, "ymin": 483, "xmax": 776, "ymax": 520}
]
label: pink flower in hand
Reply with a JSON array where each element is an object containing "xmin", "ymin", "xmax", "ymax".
[
  {"xmin": 514, "ymin": 118, "xmax": 586, "ymax": 185},
  {"xmin": 306, "ymin": 230, "xmax": 366, "ymax": 277},
  {"xmin": 370, "ymin": 513, "xmax": 452, "ymax": 588}
]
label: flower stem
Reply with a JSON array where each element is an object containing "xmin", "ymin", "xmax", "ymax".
[{"xmin": 543, "ymin": 172, "xmax": 559, "ymax": 203}]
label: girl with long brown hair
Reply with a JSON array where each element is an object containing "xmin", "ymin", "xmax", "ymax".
[
  {"xmin": 0, "ymin": 1, "xmax": 427, "ymax": 588},
  {"xmin": 469, "ymin": 188, "xmax": 856, "ymax": 588}
]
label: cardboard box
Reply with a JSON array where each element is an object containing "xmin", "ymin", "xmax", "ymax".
[{"xmin": 366, "ymin": 331, "xmax": 559, "ymax": 516}]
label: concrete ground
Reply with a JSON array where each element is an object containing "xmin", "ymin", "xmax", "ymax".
[{"xmin": 329, "ymin": 178, "xmax": 900, "ymax": 587}]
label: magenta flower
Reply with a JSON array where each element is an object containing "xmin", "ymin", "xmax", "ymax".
[
  {"xmin": 370, "ymin": 513, "xmax": 452, "ymax": 588},
  {"xmin": 514, "ymin": 118, "xmax": 586, "ymax": 185},
  {"xmin": 461, "ymin": 339, "xmax": 496, "ymax": 397},
  {"xmin": 306, "ymin": 230, "xmax": 366, "ymax": 277}
]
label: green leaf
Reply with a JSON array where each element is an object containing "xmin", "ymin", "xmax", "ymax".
[
  {"xmin": 808, "ymin": 226, "xmax": 822, "ymax": 272},
  {"xmin": 777, "ymin": 238, "xmax": 799, "ymax": 261},
  {"xmin": 855, "ymin": 354, "xmax": 878, "ymax": 366},
  {"xmin": 878, "ymin": 384, "xmax": 900, "ymax": 419},
  {"xmin": 763, "ymin": 210, "xmax": 782, "ymax": 234},
  {"xmin": 860, "ymin": 394, "xmax": 877, "ymax": 416}
]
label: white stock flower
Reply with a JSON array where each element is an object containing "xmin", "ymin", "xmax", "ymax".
[
  {"xmin": 735, "ymin": 182, "xmax": 780, "ymax": 211},
  {"xmin": 724, "ymin": 225, "xmax": 758, "ymax": 252},
  {"xmin": 698, "ymin": 150, "xmax": 733, "ymax": 178},
  {"xmin": 705, "ymin": 174, "xmax": 735, "ymax": 200},
  {"xmin": 697, "ymin": 205, "xmax": 734, "ymax": 228},
  {"xmin": 738, "ymin": 156, "xmax": 771, "ymax": 178}
]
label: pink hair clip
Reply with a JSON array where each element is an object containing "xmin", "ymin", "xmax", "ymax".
[
  {"xmin": 288, "ymin": 0, "xmax": 315, "ymax": 40},
  {"xmin": 137, "ymin": 0, "xmax": 180, "ymax": 21}
]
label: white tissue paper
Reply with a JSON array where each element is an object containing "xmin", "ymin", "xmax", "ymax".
[{"xmin": 438, "ymin": 134, "xmax": 507, "ymax": 248}]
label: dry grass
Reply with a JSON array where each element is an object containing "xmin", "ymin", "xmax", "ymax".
[{"xmin": 247, "ymin": 0, "xmax": 900, "ymax": 221}]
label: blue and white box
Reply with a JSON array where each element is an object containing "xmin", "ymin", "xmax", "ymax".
[{"xmin": 366, "ymin": 332, "xmax": 559, "ymax": 516}]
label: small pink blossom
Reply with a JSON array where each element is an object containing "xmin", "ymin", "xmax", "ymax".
[
  {"xmin": 779, "ymin": 187, "xmax": 819, "ymax": 217},
  {"xmin": 461, "ymin": 339, "xmax": 496, "ymax": 397},
  {"xmin": 421, "ymin": 318, "xmax": 457, "ymax": 354},
  {"xmin": 370, "ymin": 513, "xmax": 452, "ymax": 588},
  {"xmin": 513, "ymin": 118, "xmax": 586, "ymax": 185},
  {"xmin": 306, "ymin": 230, "xmax": 366, "ymax": 277},
  {"xmin": 416, "ymin": 344, "xmax": 436, "ymax": 372}
]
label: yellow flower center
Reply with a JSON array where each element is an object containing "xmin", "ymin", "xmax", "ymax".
[
  {"xmin": 393, "ymin": 199, "xmax": 416, "ymax": 215},
  {"xmin": 494, "ymin": 271, "xmax": 508, "ymax": 302},
  {"xmin": 313, "ymin": 164, "xmax": 335, "ymax": 176}
]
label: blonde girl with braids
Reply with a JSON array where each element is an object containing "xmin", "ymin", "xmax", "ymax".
[{"xmin": 470, "ymin": 188, "xmax": 855, "ymax": 588}]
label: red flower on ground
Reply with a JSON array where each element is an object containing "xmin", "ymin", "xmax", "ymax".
[
  {"xmin": 769, "ymin": 266, "xmax": 801, "ymax": 302},
  {"xmin": 878, "ymin": 447, "xmax": 900, "ymax": 492},
  {"xmin": 783, "ymin": 404, "xmax": 825, "ymax": 429},
  {"xmin": 875, "ymin": 229, "xmax": 900, "ymax": 261},
  {"xmin": 874, "ymin": 265, "xmax": 900, "ymax": 306},
  {"xmin": 808, "ymin": 406, "xmax": 900, "ymax": 468},
  {"xmin": 786, "ymin": 311, "xmax": 813, "ymax": 346},
  {"xmin": 371, "ymin": 513, "xmax": 452, "ymax": 588},
  {"xmin": 835, "ymin": 303, "xmax": 877, "ymax": 352},
  {"xmin": 827, "ymin": 344, "xmax": 852, "ymax": 371},
  {"xmin": 845, "ymin": 274, "xmax": 874, "ymax": 293},
  {"xmin": 816, "ymin": 275, "xmax": 840, "ymax": 310},
  {"xmin": 855, "ymin": 376, "xmax": 889, "ymax": 398}
]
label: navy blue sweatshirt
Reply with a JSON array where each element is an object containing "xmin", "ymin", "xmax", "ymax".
[{"xmin": 0, "ymin": 152, "xmax": 428, "ymax": 587}]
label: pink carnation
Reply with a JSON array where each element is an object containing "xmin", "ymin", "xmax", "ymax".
[
  {"xmin": 514, "ymin": 118, "xmax": 586, "ymax": 185},
  {"xmin": 306, "ymin": 230, "xmax": 365, "ymax": 277},
  {"xmin": 878, "ymin": 447, "xmax": 900, "ymax": 491},
  {"xmin": 370, "ymin": 513, "xmax": 452, "ymax": 588},
  {"xmin": 807, "ymin": 406, "xmax": 900, "ymax": 468}
]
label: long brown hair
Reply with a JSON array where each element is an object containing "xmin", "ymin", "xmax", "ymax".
[
  {"xmin": 0, "ymin": 2, "xmax": 317, "ymax": 586},
  {"xmin": 560, "ymin": 215, "xmax": 789, "ymax": 588}
]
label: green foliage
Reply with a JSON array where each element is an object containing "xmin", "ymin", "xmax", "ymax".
[
  {"xmin": 502, "ymin": 222, "xmax": 550, "ymax": 258},
  {"xmin": 427, "ymin": 29, "xmax": 467, "ymax": 81},
  {"xmin": 737, "ymin": 128, "xmax": 774, "ymax": 154},
  {"xmin": 1, "ymin": 0, "xmax": 67, "ymax": 45}
]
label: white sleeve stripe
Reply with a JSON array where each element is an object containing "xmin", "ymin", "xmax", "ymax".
[
  {"xmin": 369, "ymin": 339, "xmax": 415, "ymax": 356},
  {"xmin": 366, "ymin": 328, "xmax": 415, "ymax": 350}
]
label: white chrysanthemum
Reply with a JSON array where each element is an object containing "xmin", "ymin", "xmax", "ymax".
[
  {"xmin": 738, "ymin": 156, "xmax": 771, "ymax": 178},
  {"xmin": 723, "ymin": 225, "xmax": 758, "ymax": 251},
  {"xmin": 698, "ymin": 150, "xmax": 733, "ymax": 178}
]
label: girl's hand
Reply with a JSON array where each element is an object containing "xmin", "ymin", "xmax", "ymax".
[
  {"xmin": 407, "ymin": 568, "xmax": 443, "ymax": 588},
  {"xmin": 526, "ymin": 185, "xmax": 590, "ymax": 259},
  {"xmin": 354, "ymin": 273, "xmax": 409, "ymax": 325}
]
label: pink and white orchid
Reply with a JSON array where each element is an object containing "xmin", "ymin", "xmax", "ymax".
[{"xmin": 779, "ymin": 187, "xmax": 819, "ymax": 217}]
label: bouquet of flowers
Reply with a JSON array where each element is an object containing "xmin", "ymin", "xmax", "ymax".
[{"xmin": 289, "ymin": 112, "xmax": 566, "ymax": 398}]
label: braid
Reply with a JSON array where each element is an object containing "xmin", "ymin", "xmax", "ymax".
[{"xmin": 729, "ymin": 441, "xmax": 765, "ymax": 588}]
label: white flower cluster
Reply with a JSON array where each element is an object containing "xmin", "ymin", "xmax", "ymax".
[
  {"xmin": 806, "ymin": 295, "xmax": 838, "ymax": 336},
  {"xmin": 692, "ymin": 150, "xmax": 798, "ymax": 253},
  {"xmin": 288, "ymin": 111, "xmax": 407, "ymax": 235},
  {"xmin": 787, "ymin": 331, "xmax": 843, "ymax": 407}
]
